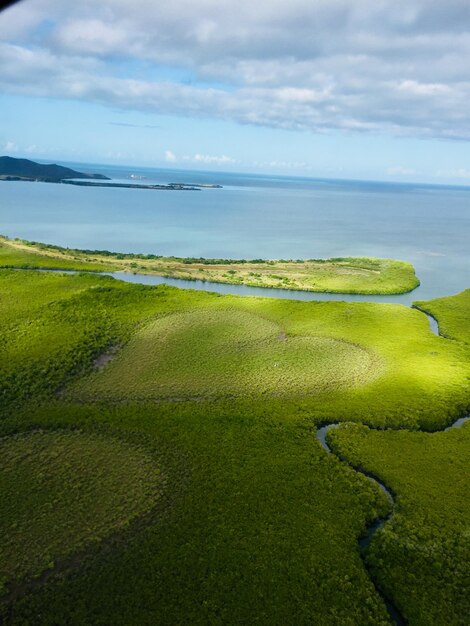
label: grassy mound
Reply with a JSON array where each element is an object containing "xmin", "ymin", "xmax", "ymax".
[
  {"xmin": 0, "ymin": 430, "xmax": 161, "ymax": 591},
  {"xmin": 70, "ymin": 309, "xmax": 382, "ymax": 401},
  {"xmin": 328, "ymin": 422, "xmax": 470, "ymax": 626}
]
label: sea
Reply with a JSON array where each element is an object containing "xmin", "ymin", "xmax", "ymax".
[{"xmin": 1, "ymin": 161, "xmax": 469, "ymax": 305}]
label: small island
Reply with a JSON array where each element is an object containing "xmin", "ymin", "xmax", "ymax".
[
  {"xmin": 62, "ymin": 180, "xmax": 203, "ymax": 191},
  {"xmin": 0, "ymin": 156, "xmax": 222, "ymax": 190}
]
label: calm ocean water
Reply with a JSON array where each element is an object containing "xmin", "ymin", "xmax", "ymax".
[{"xmin": 1, "ymin": 161, "xmax": 469, "ymax": 303}]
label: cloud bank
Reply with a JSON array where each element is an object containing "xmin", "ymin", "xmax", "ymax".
[{"xmin": 2, "ymin": 0, "xmax": 470, "ymax": 139}]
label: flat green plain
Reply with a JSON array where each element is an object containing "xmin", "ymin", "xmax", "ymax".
[
  {"xmin": 0, "ymin": 240, "xmax": 469, "ymax": 625},
  {"xmin": 0, "ymin": 430, "xmax": 161, "ymax": 591}
]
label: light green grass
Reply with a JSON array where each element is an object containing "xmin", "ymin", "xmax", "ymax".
[
  {"xmin": 328, "ymin": 422, "xmax": 470, "ymax": 626},
  {"xmin": 71, "ymin": 309, "xmax": 381, "ymax": 401},
  {"xmin": 2, "ymin": 268, "xmax": 469, "ymax": 428},
  {"xmin": 0, "ymin": 236, "xmax": 113, "ymax": 272},
  {"xmin": 414, "ymin": 289, "xmax": 470, "ymax": 344},
  {"xmin": 0, "ymin": 235, "xmax": 419, "ymax": 294},
  {"xmin": 63, "ymin": 285, "xmax": 470, "ymax": 430},
  {"xmin": 0, "ymin": 269, "xmax": 105, "ymax": 329},
  {"xmin": 0, "ymin": 429, "xmax": 161, "ymax": 591}
]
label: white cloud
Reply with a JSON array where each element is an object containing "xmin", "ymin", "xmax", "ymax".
[
  {"xmin": 253, "ymin": 159, "xmax": 309, "ymax": 170},
  {"xmin": 104, "ymin": 150, "xmax": 129, "ymax": 160},
  {"xmin": 184, "ymin": 153, "xmax": 237, "ymax": 165},
  {"xmin": 436, "ymin": 167, "xmax": 470, "ymax": 179},
  {"xmin": 1, "ymin": 140, "xmax": 53, "ymax": 156},
  {"xmin": 165, "ymin": 150, "xmax": 177, "ymax": 162},
  {"xmin": 53, "ymin": 18, "xmax": 129, "ymax": 55},
  {"xmin": 2, "ymin": 1, "xmax": 470, "ymax": 139},
  {"xmin": 164, "ymin": 151, "xmax": 237, "ymax": 165},
  {"xmin": 2, "ymin": 140, "xmax": 18, "ymax": 152},
  {"xmin": 396, "ymin": 80, "xmax": 451, "ymax": 97},
  {"xmin": 386, "ymin": 166, "xmax": 416, "ymax": 176}
]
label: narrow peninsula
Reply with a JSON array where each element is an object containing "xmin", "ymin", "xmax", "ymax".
[{"xmin": 0, "ymin": 236, "xmax": 419, "ymax": 295}]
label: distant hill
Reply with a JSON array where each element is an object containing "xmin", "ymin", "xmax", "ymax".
[{"xmin": 0, "ymin": 156, "xmax": 110, "ymax": 183}]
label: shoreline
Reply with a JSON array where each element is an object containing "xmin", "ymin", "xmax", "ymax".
[
  {"xmin": 0, "ymin": 235, "xmax": 420, "ymax": 297},
  {"xmin": 61, "ymin": 180, "xmax": 203, "ymax": 191}
]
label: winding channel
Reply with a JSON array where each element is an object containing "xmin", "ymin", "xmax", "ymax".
[
  {"xmin": 312, "ymin": 297, "xmax": 465, "ymax": 624},
  {"xmin": 16, "ymin": 267, "xmax": 469, "ymax": 624},
  {"xmin": 316, "ymin": 412, "xmax": 469, "ymax": 625},
  {"xmin": 316, "ymin": 414, "xmax": 469, "ymax": 626}
]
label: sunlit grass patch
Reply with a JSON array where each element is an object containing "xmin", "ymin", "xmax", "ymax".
[
  {"xmin": 2, "ymin": 269, "xmax": 469, "ymax": 428},
  {"xmin": 0, "ymin": 237, "xmax": 113, "ymax": 272},
  {"xmin": 0, "ymin": 430, "xmax": 161, "ymax": 591},
  {"xmin": 0, "ymin": 236, "xmax": 419, "ymax": 294},
  {"xmin": 414, "ymin": 288, "xmax": 470, "ymax": 344},
  {"xmin": 70, "ymin": 309, "xmax": 382, "ymax": 401}
]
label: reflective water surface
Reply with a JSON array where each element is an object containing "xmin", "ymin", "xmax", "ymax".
[{"xmin": 1, "ymin": 163, "xmax": 469, "ymax": 302}]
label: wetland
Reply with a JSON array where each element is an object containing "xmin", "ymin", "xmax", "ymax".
[{"xmin": 0, "ymin": 170, "xmax": 469, "ymax": 625}]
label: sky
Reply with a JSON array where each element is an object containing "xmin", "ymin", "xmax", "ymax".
[{"xmin": 1, "ymin": 0, "xmax": 470, "ymax": 183}]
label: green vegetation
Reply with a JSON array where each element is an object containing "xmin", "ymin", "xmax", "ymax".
[
  {"xmin": 0, "ymin": 265, "xmax": 469, "ymax": 624},
  {"xmin": 0, "ymin": 236, "xmax": 114, "ymax": 272},
  {"xmin": 0, "ymin": 429, "xmax": 161, "ymax": 591},
  {"xmin": 2, "ymin": 403, "xmax": 393, "ymax": 626},
  {"xmin": 414, "ymin": 288, "xmax": 470, "ymax": 344},
  {"xmin": 328, "ymin": 423, "xmax": 470, "ymax": 626},
  {"xmin": 0, "ymin": 235, "xmax": 419, "ymax": 294},
  {"xmin": 70, "ymin": 308, "xmax": 381, "ymax": 401},
  {"xmin": 0, "ymin": 156, "xmax": 109, "ymax": 183},
  {"xmin": 2, "ymin": 268, "xmax": 468, "ymax": 429}
]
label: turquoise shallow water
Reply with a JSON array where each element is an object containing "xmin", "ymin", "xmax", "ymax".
[{"xmin": 1, "ymin": 162, "xmax": 469, "ymax": 301}]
